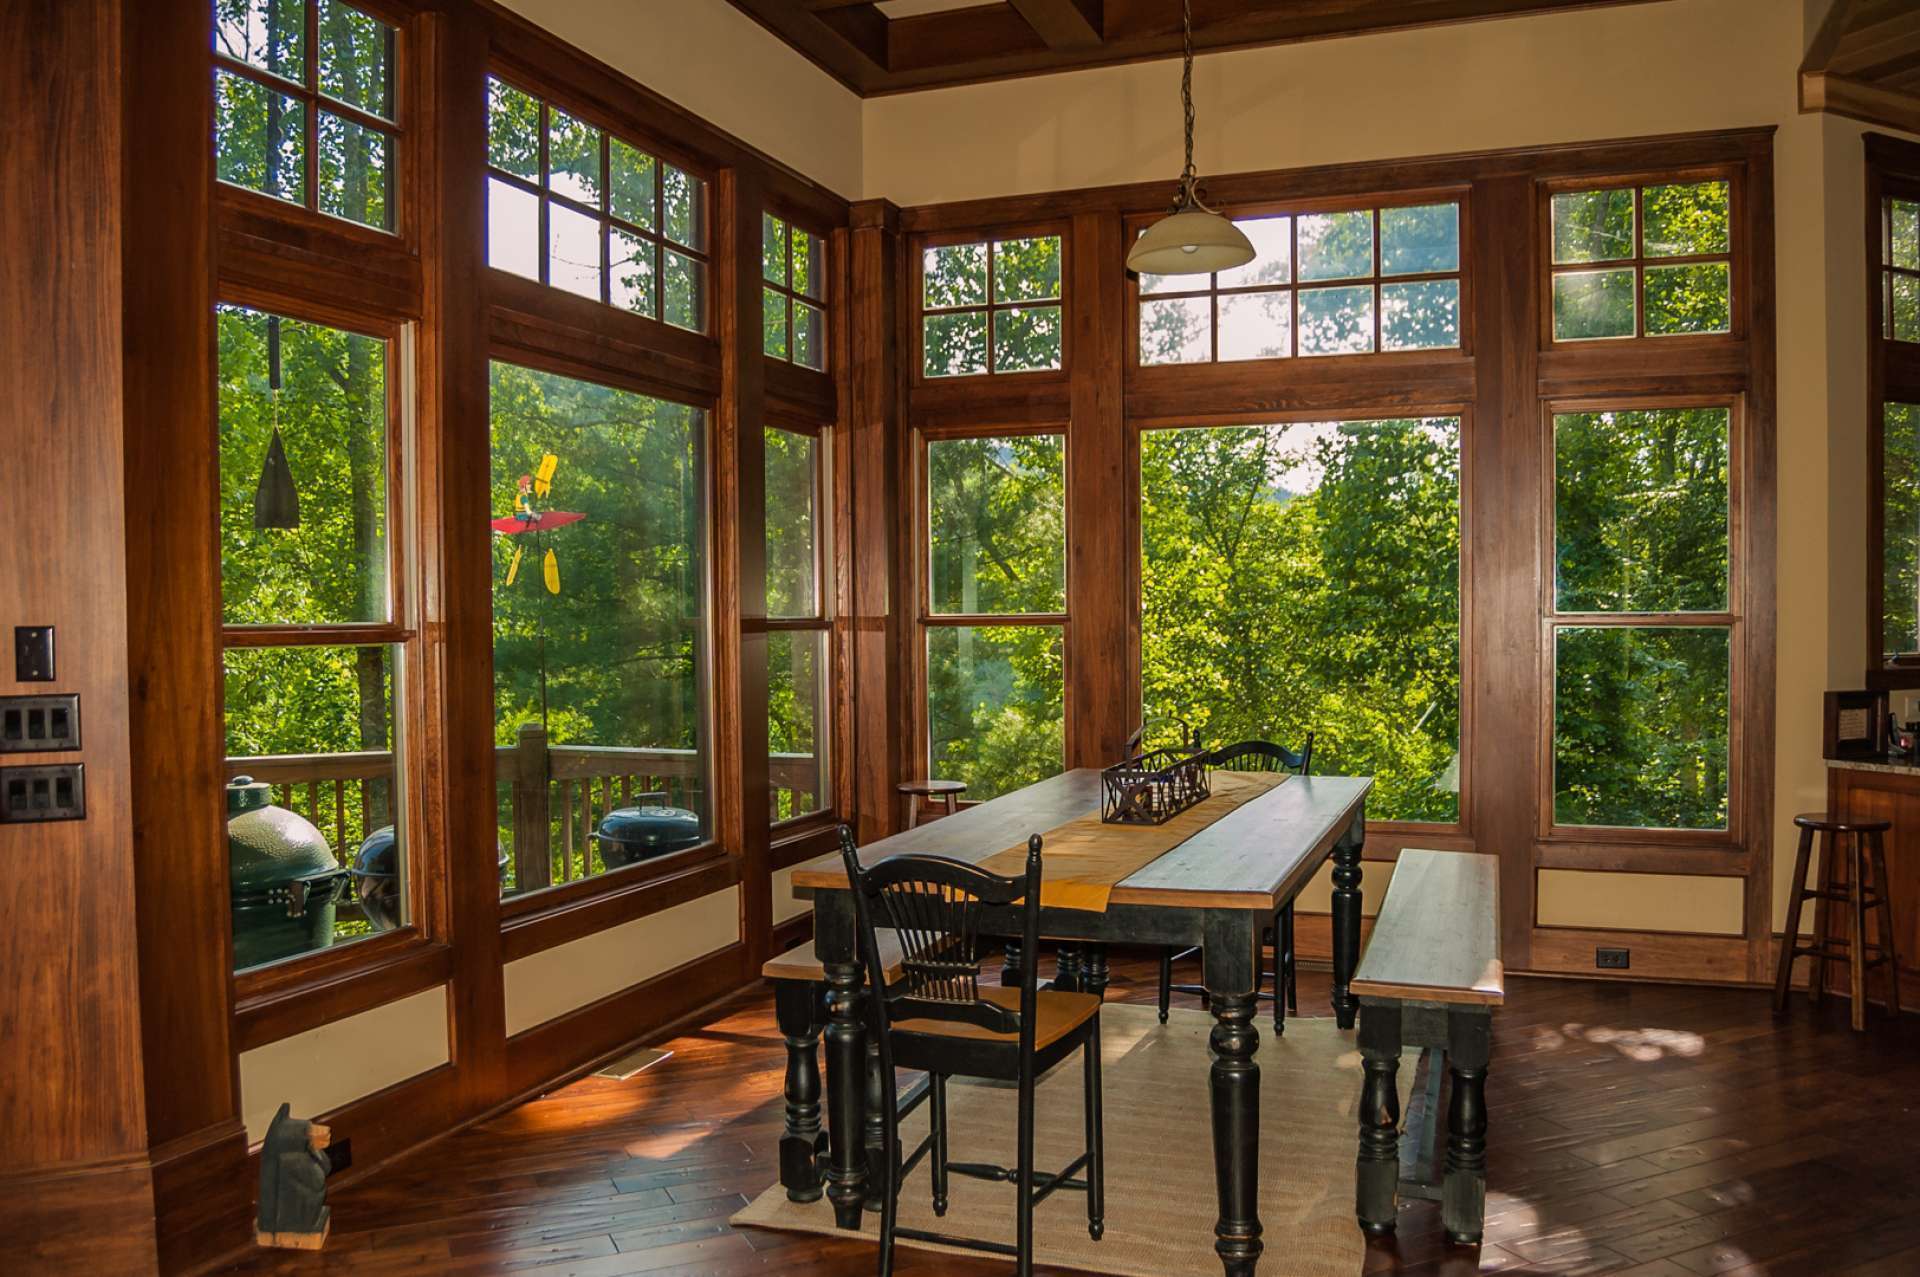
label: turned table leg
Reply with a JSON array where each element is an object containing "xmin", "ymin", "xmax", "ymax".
[
  {"xmin": 818, "ymin": 897, "xmax": 869, "ymax": 1230},
  {"xmin": 1355, "ymin": 999, "xmax": 1403, "ymax": 1236},
  {"xmin": 1205, "ymin": 912, "xmax": 1263, "ymax": 1276},
  {"xmin": 772, "ymin": 979, "xmax": 825, "ymax": 1202},
  {"xmin": 1442, "ymin": 1009, "xmax": 1491, "ymax": 1245}
]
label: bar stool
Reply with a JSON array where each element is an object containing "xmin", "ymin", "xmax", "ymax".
[
  {"xmin": 896, "ymin": 779, "xmax": 967, "ymax": 829},
  {"xmin": 1773, "ymin": 812, "xmax": 1902, "ymax": 1031}
]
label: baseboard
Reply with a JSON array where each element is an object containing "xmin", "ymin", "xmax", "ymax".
[
  {"xmin": 150, "ymin": 1120, "xmax": 250, "ymax": 1276},
  {"xmin": 0, "ymin": 1154, "xmax": 160, "ymax": 1276}
]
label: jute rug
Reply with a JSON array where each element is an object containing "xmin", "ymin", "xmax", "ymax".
[{"xmin": 734, "ymin": 1003, "xmax": 1392, "ymax": 1276}]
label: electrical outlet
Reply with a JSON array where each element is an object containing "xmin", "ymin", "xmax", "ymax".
[
  {"xmin": 1595, "ymin": 947, "xmax": 1630, "ymax": 970},
  {"xmin": 13, "ymin": 626, "xmax": 53, "ymax": 682},
  {"xmin": 326, "ymin": 1137, "xmax": 352, "ymax": 1177},
  {"xmin": 0, "ymin": 764, "xmax": 85, "ymax": 823},
  {"xmin": 0, "ymin": 694, "xmax": 80, "ymax": 752}
]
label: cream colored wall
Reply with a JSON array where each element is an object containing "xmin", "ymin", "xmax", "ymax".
[
  {"xmin": 237, "ymin": 985, "xmax": 450, "ymax": 1144},
  {"xmin": 503, "ymin": 885, "xmax": 741, "ymax": 1035},
  {"xmin": 771, "ymin": 863, "xmax": 813, "ymax": 925},
  {"xmin": 496, "ymin": 0, "xmax": 862, "ymax": 197},
  {"xmin": 1538, "ymin": 870, "xmax": 1746, "ymax": 935}
]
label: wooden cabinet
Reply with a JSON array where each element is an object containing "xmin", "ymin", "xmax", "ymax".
[{"xmin": 1824, "ymin": 761, "xmax": 1920, "ymax": 1008}]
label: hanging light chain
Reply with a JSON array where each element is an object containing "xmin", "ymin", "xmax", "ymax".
[{"xmin": 1172, "ymin": 0, "xmax": 1221, "ymax": 216}]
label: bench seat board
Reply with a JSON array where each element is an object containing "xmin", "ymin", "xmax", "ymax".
[
  {"xmin": 1350, "ymin": 849, "xmax": 1504, "ymax": 1006},
  {"xmin": 763, "ymin": 929, "xmax": 905, "ymax": 983}
]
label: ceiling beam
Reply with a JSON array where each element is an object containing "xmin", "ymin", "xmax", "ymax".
[
  {"xmin": 1801, "ymin": 0, "xmax": 1920, "ymax": 139},
  {"xmin": 1009, "ymin": 0, "xmax": 1104, "ymax": 52}
]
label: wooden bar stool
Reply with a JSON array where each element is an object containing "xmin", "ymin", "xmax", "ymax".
[
  {"xmin": 1773, "ymin": 812, "xmax": 1902, "ymax": 1031},
  {"xmin": 897, "ymin": 779, "xmax": 966, "ymax": 829}
]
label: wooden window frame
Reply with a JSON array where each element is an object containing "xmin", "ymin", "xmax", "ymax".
[
  {"xmin": 764, "ymin": 413, "xmax": 837, "ymax": 836},
  {"xmin": 761, "ymin": 209, "xmax": 830, "ymax": 372},
  {"xmin": 213, "ymin": 0, "xmax": 406, "ymax": 235},
  {"xmin": 913, "ymin": 223, "xmax": 1070, "ymax": 384},
  {"xmin": 1867, "ymin": 134, "xmax": 1920, "ymax": 685},
  {"xmin": 1538, "ymin": 166, "xmax": 1743, "ymax": 350},
  {"xmin": 1126, "ymin": 191, "xmax": 1471, "ymax": 370}
]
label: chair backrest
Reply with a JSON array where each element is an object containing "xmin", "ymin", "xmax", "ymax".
[
  {"xmin": 837, "ymin": 825, "xmax": 1043, "ymax": 1049},
  {"xmin": 1206, "ymin": 734, "xmax": 1314, "ymax": 776}
]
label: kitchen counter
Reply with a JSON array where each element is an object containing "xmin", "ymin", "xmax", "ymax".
[{"xmin": 1826, "ymin": 756, "xmax": 1920, "ymax": 776}]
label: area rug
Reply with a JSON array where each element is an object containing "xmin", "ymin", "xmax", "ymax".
[{"xmin": 734, "ymin": 1002, "xmax": 1389, "ymax": 1277}]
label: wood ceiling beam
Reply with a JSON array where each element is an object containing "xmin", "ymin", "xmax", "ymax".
[
  {"xmin": 1009, "ymin": 0, "xmax": 1104, "ymax": 52},
  {"xmin": 1801, "ymin": 0, "xmax": 1920, "ymax": 140},
  {"xmin": 726, "ymin": 0, "xmax": 888, "ymax": 92}
]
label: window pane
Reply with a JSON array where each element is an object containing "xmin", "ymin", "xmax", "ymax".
[
  {"xmin": 795, "ymin": 301, "xmax": 825, "ymax": 371},
  {"xmin": 1552, "ymin": 268, "xmax": 1635, "ymax": 340},
  {"xmin": 217, "ymin": 306, "xmax": 389, "ymax": 626},
  {"xmin": 1298, "ymin": 285, "xmax": 1374, "ymax": 355},
  {"xmin": 994, "ymin": 236, "xmax": 1062, "ymax": 303},
  {"xmin": 486, "ymin": 176, "xmax": 539, "ymax": 280},
  {"xmin": 317, "ymin": 112, "xmax": 391, "ymax": 231},
  {"xmin": 1142, "ymin": 419, "xmax": 1462, "ymax": 823},
  {"xmin": 216, "ymin": 69, "xmax": 307, "ymax": 205},
  {"xmin": 663, "ymin": 165, "xmax": 705, "ymax": 251},
  {"xmin": 489, "ymin": 363, "xmax": 710, "ymax": 898},
  {"xmin": 1554, "ymin": 407, "xmax": 1730, "ymax": 612},
  {"xmin": 763, "ymin": 213, "xmax": 788, "ymax": 286},
  {"xmin": 1381, "ymin": 203, "xmax": 1459, "ymax": 275},
  {"xmin": 1552, "ymin": 188, "xmax": 1634, "ymax": 263},
  {"xmin": 924, "ymin": 311, "xmax": 989, "ymax": 377},
  {"xmin": 610, "ymin": 226, "xmax": 656, "ymax": 316},
  {"xmin": 1297, "ymin": 210, "xmax": 1373, "ymax": 281},
  {"xmin": 1553, "ymin": 626, "xmax": 1729, "ymax": 830},
  {"xmin": 223, "ymin": 643, "xmax": 403, "ymax": 972},
  {"xmin": 1218, "ymin": 216, "xmax": 1292, "ymax": 289},
  {"xmin": 1884, "ymin": 403, "xmax": 1920, "ymax": 657},
  {"xmin": 928, "ymin": 435, "xmax": 1066, "ymax": 615},
  {"xmin": 1140, "ymin": 296, "xmax": 1212, "ymax": 365},
  {"xmin": 770, "ymin": 630, "xmax": 830, "ymax": 821},
  {"xmin": 547, "ymin": 108, "xmax": 602, "ymax": 206},
  {"xmin": 1893, "ymin": 199, "xmax": 1920, "ymax": 271},
  {"xmin": 1894, "ymin": 273, "xmax": 1920, "ymax": 344},
  {"xmin": 315, "ymin": 0, "xmax": 393, "ymax": 121},
  {"xmin": 765, "ymin": 427, "xmax": 819, "ymax": 617},
  {"xmin": 486, "ymin": 78, "xmax": 540, "ymax": 180},
  {"xmin": 1642, "ymin": 181, "xmax": 1729, "ymax": 257},
  {"xmin": 993, "ymin": 305, "xmax": 1063, "ymax": 372},
  {"xmin": 763, "ymin": 287, "xmax": 789, "ymax": 360},
  {"xmin": 925, "ymin": 243, "xmax": 988, "ymax": 309},
  {"xmin": 1381, "ymin": 279, "xmax": 1459, "ymax": 350},
  {"xmin": 794, "ymin": 228, "xmax": 825, "ymax": 301},
  {"xmin": 927, "ymin": 626, "xmax": 1064, "ymax": 803},
  {"xmin": 1218, "ymin": 291, "xmax": 1291, "ymax": 361},
  {"xmin": 609, "ymin": 138, "xmax": 655, "ymax": 229},
  {"xmin": 217, "ymin": 0, "xmax": 305, "ymax": 82},
  {"xmin": 664, "ymin": 249, "xmax": 705, "ymax": 332},
  {"xmin": 548, "ymin": 201, "xmax": 602, "ymax": 301},
  {"xmin": 1645, "ymin": 261, "xmax": 1731, "ymax": 335}
]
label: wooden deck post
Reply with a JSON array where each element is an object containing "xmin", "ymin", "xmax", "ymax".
[{"xmin": 512, "ymin": 721, "xmax": 552, "ymax": 893}]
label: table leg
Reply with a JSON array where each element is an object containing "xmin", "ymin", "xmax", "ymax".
[
  {"xmin": 1355, "ymin": 999, "xmax": 1402, "ymax": 1235},
  {"xmin": 1055, "ymin": 945, "xmax": 1084, "ymax": 993},
  {"xmin": 1002, "ymin": 940, "xmax": 1024, "ymax": 988},
  {"xmin": 1330, "ymin": 811, "xmax": 1366, "ymax": 1029},
  {"xmin": 1443, "ymin": 1009, "xmax": 1491, "ymax": 1245},
  {"xmin": 773, "ymin": 979, "xmax": 825, "ymax": 1202},
  {"xmin": 1083, "ymin": 945, "xmax": 1109, "ymax": 1001},
  {"xmin": 817, "ymin": 896, "xmax": 869, "ymax": 1229},
  {"xmin": 1204, "ymin": 912, "xmax": 1263, "ymax": 1277}
]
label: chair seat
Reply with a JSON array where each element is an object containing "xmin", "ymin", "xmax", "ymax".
[
  {"xmin": 761, "ymin": 929, "xmax": 906, "ymax": 983},
  {"xmin": 893, "ymin": 986, "xmax": 1101, "ymax": 1049}
]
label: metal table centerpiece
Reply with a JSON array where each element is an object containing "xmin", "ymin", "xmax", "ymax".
[{"xmin": 1100, "ymin": 739, "xmax": 1211, "ymax": 825}]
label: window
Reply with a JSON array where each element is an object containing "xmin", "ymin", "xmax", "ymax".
[
  {"xmin": 214, "ymin": 0, "xmax": 397, "ymax": 231},
  {"xmin": 1886, "ymin": 402, "xmax": 1920, "ymax": 658},
  {"xmin": 1548, "ymin": 180, "xmax": 1732, "ymax": 341},
  {"xmin": 922, "ymin": 434, "xmax": 1066, "ymax": 801},
  {"xmin": 1140, "ymin": 418, "xmax": 1462, "ymax": 823},
  {"xmin": 1137, "ymin": 203, "xmax": 1462, "ymax": 365},
  {"xmin": 484, "ymin": 77, "xmax": 709, "ymax": 332},
  {"xmin": 763, "ymin": 214, "xmax": 827, "ymax": 371},
  {"xmin": 1882, "ymin": 197, "xmax": 1919, "ymax": 343},
  {"xmin": 216, "ymin": 305, "xmax": 410, "ymax": 971},
  {"xmin": 766, "ymin": 425, "xmax": 831, "ymax": 821},
  {"xmin": 490, "ymin": 363, "xmax": 711, "ymax": 897},
  {"xmin": 1550, "ymin": 405, "xmax": 1733, "ymax": 830},
  {"xmin": 921, "ymin": 236, "xmax": 1063, "ymax": 377}
]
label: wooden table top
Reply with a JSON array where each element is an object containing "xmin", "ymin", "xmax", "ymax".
[{"xmin": 792, "ymin": 769, "xmax": 1373, "ymax": 911}]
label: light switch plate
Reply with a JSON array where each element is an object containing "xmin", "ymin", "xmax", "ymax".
[{"xmin": 13, "ymin": 626, "xmax": 54, "ymax": 682}]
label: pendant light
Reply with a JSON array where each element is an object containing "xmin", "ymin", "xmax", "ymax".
[
  {"xmin": 1125, "ymin": 0, "xmax": 1254, "ymax": 278},
  {"xmin": 254, "ymin": 314, "xmax": 302, "ymax": 530}
]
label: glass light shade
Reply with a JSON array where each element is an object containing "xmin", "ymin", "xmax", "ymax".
[{"xmin": 1127, "ymin": 209, "xmax": 1256, "ymax": 276}]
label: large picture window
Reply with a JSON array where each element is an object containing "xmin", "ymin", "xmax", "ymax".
[
  {"xmin": 489, "ymin": 363, "xmax": 711, "ymax": 897},
  {"xmin": 1140, "ymin": 417, "xmax": 1462, "ymax": 823}
]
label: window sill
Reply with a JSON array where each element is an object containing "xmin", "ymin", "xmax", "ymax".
[
  {"xmin": 500, "ymin": 846, "xmax": 739, "ymax": 963},
  {"xmin": 773, "ymin": 815, "xmax": 841, "ymax": 870},
  {"xmin": 234, "ymin": 931, "xmax": 453, "ymax": 1052}
]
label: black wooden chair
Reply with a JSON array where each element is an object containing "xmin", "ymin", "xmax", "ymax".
[
  {"xmin": 1157, "ymin": 735, "xmax": 1314, "ymax": 1035},
  {"xmin": 840, "ymin": 826, "xmax": 1105, "ymax": 1277}
]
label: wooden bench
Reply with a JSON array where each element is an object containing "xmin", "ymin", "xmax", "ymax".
[
  {"xmin": 1350, "ymin": 849, "xmax": 1504, "ymax": 1245},
  {"xmin": 763, "ymin": 931, "xmax": 909, "ymax": 1205}
]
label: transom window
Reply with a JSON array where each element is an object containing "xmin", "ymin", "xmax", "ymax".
[
  {"xmin": 1883, "ymin": 196, "xmax": 1920, "ymax": 343},
  {"xmin": 1136, "ymin": 202, "xmax": 1462, "ymax": 365},
  {"xmin": 1548, "ymin": 180, "xmax": 1732, "ymax": 342},
  {"xmin": 485, "ymin": 77, "xmax": 709, "ymax": 333},
  {"xmin": 763, "ymin": 214, "xmax": 827, "ymax": 371},
  {"xmin": 214, "ymin": 0, "xmax": 397, "ymax": 231},
  {"xmin": 921, "ymin": 236, "xmax": 1064, "ymax": 377}
]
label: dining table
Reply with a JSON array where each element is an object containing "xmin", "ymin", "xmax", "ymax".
[{"xmin": 790, "ymin": 766, "xmax": 1373, "ymax": 1277}]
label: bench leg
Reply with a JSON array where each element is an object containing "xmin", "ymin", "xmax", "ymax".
[
  {"xmin": 1083, "ymin": 945, "xmax": 1109, "ymax": 1001},
  {"xmin": 1330, "ymin": 825, "xmax": 1365, "ymax": 1030},
  {"xmin": 773, "ymin": 979, "xmax": 826, "ymax": 1202},
  {"xmin": 1442, "ymin": 1009, "xmax": 1491, "ymax": 1246},
  {"xmin": 1355, "ymin": 1000, "xmax": 1402, "ymax": 1236},
  {"xmin": 1055, "ymin": 945, "xmax": 1084, "ymax": 993},
  {"xmin": 1002, "ymin": 940, "xmax": 1024, "ymax": 988}
]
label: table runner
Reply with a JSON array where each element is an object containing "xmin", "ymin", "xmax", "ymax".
[{"xmin": 976, "ymin": 770, "xmax": 1290, "ymax": 912}]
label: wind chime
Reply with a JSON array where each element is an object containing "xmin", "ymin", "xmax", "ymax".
[{"xmin": 254, "ymin": 315, "xmax": 301, "ymax": 530}]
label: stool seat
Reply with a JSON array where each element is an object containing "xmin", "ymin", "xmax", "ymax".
[
  {"xmin": 1775, "ymin": 814, "xmax": 1901, "ymax": 1031},
  {"xmin": 1793, "ymin": 811, "xmax": 1892, "ymax": 834},
  {"xmin": 896, "ymin": 779, "xmax": 968, "ymax": 829}
]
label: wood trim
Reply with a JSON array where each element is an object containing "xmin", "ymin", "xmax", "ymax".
[
  {"xmin": 233, "ymin": 938, "xmax": 455, "ymax": 1052},
  {"xmin": 1526, "ymin": 926, "xmax": 1751, "ymax": 983},
  {"xmin": 500, "ymin": 853, "xmax": 739, "ymax": 963},
  {"xmin": 1532, "ymin": 842, "xmax": 1751, "ymax": 876},
  {"xmin": 0, "ymin": 1154, "xmax": 158, "ymax": 1276}
]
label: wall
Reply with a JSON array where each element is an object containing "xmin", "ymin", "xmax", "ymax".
[
  {"xmin": 863, "ymin": 0, "xmax": 1913, "ymax": 940},
  {"xmin": 495, "ymin": 0, "xmax": 863, "ymax": 198},
  {"xmin": 237, "ymin": 987, "xmax": 451, "ymax": 1142}
]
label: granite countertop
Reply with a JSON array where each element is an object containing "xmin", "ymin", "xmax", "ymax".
[{"xmin": 1826, "ymin": 755, "xmax": 1920, "ymax": 775}]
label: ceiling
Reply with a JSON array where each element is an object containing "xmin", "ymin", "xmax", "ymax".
[
  {"xmin": 725, "ymin": 0, "xmax": 1670, "ymax": 97},
  {"xmin": 1800, "ymin": 0, "xmax": 1920, "ymax": 136}
]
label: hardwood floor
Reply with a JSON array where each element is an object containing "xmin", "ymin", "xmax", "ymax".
[{"xmin": 215, "ymin": 949, "xmax": 1920, "ymax": 1277}]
